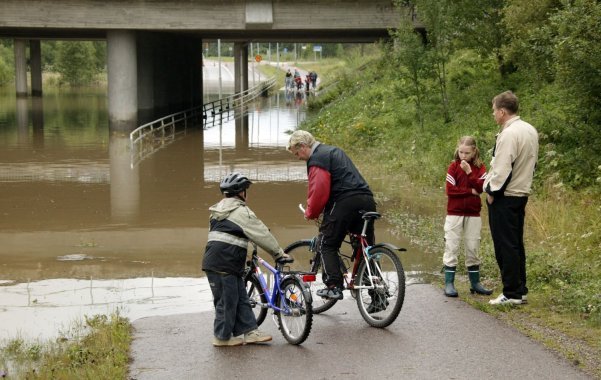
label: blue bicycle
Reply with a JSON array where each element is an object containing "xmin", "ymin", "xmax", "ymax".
[{"xmin": 244, "ymin": 243, "xmax": 315, "ymax": 345}]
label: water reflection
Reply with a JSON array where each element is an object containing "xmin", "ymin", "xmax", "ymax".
[{"xmin": 109, "ymin": 134, "xmax": 139, "ymax": 223}]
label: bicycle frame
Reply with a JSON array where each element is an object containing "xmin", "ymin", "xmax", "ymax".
[
  {"xmin": 248, "ymin": 253, "xmax": 315, "ymax": 315},
  {"xmin": 309, "ymin": 215, "xmax": 404, "ymax": 291}
]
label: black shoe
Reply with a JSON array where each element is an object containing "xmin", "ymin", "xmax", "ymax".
[{"xmin": 316, "ymin": 287, "xmax": 343, "ymax": 300}]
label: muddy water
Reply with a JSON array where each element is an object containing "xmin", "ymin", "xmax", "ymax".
[{"xmin": 0, "ymin": 86, "xmax": 420, "ymax": 340}]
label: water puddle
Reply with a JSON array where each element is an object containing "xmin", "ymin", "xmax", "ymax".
[{"xmin": 0, "ymin": 277, "xmax": 213, "ymax": 341}]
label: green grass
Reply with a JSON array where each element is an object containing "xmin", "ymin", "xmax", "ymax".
[{"xmin": 0, "ymin": 313, "xmax": 131, "ymax": 379}]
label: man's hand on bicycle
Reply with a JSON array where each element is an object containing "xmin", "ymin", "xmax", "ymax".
[{"xmin": 276, "ymin": 252, "xmax": 294, "ymax": 264}]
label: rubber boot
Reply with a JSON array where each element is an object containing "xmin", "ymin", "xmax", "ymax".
[
  {"xmin": 444, "ymin": 266, "xmax": 458, "ymax": 297},
  {"xmin": 468, "ymin": 265, "xmax": 493, "ymax": 295}
]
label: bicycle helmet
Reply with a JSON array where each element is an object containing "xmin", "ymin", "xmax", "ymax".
[{"xmin": 219, "ymin": 172, "xmax": 252, "ymax": 195}]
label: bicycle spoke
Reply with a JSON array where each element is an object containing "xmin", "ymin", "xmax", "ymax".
[
  {"xmin": 284, "ymin": 239, "xmax": 338, "ymax": 314},
  {"xmin": 277, "ymin": 278, "xmax": 313, "ymax": 345},
  {"xmin": 355, "ymin": 247, "xmax": 405, "ymax": 328},
  {"xmin": 245, "ymin": 274, "xmax": 268, "ymax": 326}
]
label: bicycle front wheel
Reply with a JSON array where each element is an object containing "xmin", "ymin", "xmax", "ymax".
[
  {"xmin": 245, "ymin": 273, "xmax": 268, "ymax": 326},
  {"xmin": 277, "ymin": 277, "xmax": 313, "ymax": 345},
  {"xmin": 355, "ymin": 246, "xmax": 405, "ymax": 328},
  {"xmin": 284, "ymin": 239, "xmax": 338, "ymax": 314}
]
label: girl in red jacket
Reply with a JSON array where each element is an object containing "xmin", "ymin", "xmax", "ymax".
[{"xmin": 443, "ymin": 136, "xmax": 492, "ymax": 297}]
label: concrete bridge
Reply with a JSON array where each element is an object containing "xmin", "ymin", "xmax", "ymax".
[{"xmin": 0, "ymin": 0, "xmax": 407, "ymax": 132}]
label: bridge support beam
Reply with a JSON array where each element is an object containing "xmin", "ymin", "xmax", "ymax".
[
  {"xmin": 107, "ymin": 30, "xmax": 138, "ymax": 132},
  {"xmin": 30, "ymin": 40, "xmax": 42, "ymax": 97},
  {"xmin": 14, "ymin": 39, "xmax": 28, "ymax": 98},
  {"xmin": 234, "ymin": 42, "xmax": 249, "ymax": 94}
]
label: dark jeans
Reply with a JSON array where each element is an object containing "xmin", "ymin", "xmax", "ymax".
[
  {"xmin": 205, "ymin": 271, "xmax": 257, "ymax": 340},
  {"xmin": 487, "ymin": 196, "xmax": 528, "ymax": 300},
  {"xmin": 318, "ymin": 193, "xmax": 376, "ymax": 288}
]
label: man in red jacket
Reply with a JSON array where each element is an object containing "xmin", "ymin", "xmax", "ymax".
[{"xmin": 287, "ymin": 130, "xmax": 376, "ymax": 300}]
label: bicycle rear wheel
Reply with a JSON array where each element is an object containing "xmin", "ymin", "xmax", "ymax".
[
  {"xmin": 284, "ymin": 239, "xmax": 338, "ymax": 314},
  {"xmin": 355, "ymin": 246, "xmax": 405, "ymax": 328},
  {"xmin": 245, "ymin": 274, "xmax": 268, "ymax": 326},
  {"xmin": 276, "ymin": 277, "xmax": 313, "ymax": 345}
]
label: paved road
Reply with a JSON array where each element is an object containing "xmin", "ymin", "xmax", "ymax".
[
  {"xmin": 129, "ymin": 284, "xmax": 591, "ymax": 380},
  {"xmin": 202, "ymin": 60, "xmax": 267, "ymax": 84}
]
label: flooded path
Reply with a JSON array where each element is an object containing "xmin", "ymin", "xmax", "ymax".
[{"xmin": 0, "ymin": 85, "xmax": 427, "ymax": 341}]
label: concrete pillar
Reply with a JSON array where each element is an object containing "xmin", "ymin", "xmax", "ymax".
[
  {"xmin": 234, "ymin": 42, "xmax": 249, "ymax": 94},
  {"xmin": 107, "ymin": 30, "xmax": 137, "ymax": 132},
  {"xmin": 241, "ymin": 44, "xmax": 249, "ymax": 93},
  {"xmin": 235, "ymin": 106, "xmax": 249, "ymax": 151},
  {"xmin": 234, "ymin": 43, "xmax": 241, "ymax": 94},
  {"xmin": 14, "ymin": 39, "xmax": 28, "ymax": 97},
  {"xmin": 30, "ymin": 40, "xmax": 42, "ymax": 97}
]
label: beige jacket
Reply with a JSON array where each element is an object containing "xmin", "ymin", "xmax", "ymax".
[{"xmin": 484, "ymin": 116, "xmax": 539, "ymax": 197}]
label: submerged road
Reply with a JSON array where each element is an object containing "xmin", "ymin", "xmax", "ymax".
[{"xmin": 129, "ymin": 284, "xmax": 591, "ymax": 379}]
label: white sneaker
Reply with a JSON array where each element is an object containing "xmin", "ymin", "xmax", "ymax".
[
  {"xmin": 489, "ymin": 293, "xmax": 522, "ymax": 305},
  {"xmin": 213, "ymin": 336, "xmax": 244, "ymax": 347},
  {"xmin": 522, "ymin": 295, "xmax": 528, "ymax": 304},
  {"xmin": 244, "ymin": 329, "xmax": 272, "ymax": 344}
]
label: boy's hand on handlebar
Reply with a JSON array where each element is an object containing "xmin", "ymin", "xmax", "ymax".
[{"xmin": 276, "ymin": 253, "xmax": 294, "ymax": 264}]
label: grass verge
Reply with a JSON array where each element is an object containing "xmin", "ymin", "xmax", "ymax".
[{"xmin": 0, "ymin": 313, "xmax": 131, "ymax": 379}]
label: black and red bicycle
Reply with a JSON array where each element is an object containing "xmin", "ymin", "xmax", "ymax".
[{"xmin": 284, "ymin": 205, "xmax": 406, "ymax": 328}]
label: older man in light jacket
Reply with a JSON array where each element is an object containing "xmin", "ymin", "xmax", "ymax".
[{"xmin": 484, "ymin": 91, "xmax": 539, "ymax": 306}]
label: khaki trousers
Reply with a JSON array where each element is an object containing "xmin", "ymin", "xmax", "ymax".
[{"xmin": 443, "ymin": 215, "xmax": 482, "ymax": 268}]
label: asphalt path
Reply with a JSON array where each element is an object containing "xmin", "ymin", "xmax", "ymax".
[{"xmin": 129, "ymin": 284, "xmax": 591, "ymax": 379}]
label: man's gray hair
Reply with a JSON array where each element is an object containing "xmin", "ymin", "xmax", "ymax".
[{"xmin": 287, "ymin": 130, "xmax": 316, "ymax": 151}]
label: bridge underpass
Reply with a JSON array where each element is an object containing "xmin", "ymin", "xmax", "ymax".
[{"xmin": 0, "ymin": 0, "xmax": 408, "ymax": 132}]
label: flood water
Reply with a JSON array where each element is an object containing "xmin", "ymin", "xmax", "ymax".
[{"xmin": 0, "ymin": 84, "xmax": 429, "ymax": 341}]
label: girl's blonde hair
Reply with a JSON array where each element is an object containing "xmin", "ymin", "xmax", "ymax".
[{"xmin": 454, "ymin": 136, "xmax": 484, "ymax": 168}]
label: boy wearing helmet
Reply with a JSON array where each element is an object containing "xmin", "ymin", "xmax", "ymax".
[{"xmin": 202, "ymin": 173, "xmax": 292, "ymax": 346}]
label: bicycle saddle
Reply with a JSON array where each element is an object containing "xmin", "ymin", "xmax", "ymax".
[{"xmin": 361, "ymin": 211, "xmax": 381, "ymax": 221}]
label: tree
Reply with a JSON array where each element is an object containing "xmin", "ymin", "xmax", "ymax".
[
  {"xmin": 0, "ymin": 39, "xmax": 14, "ymax": 85},
  {"xmin": 449, "ymin": 0, "xmax": 507, "ymax": 75},
  {"xmin": 390, "ymin": 26, "xmax": 430, "ymax": 129},
  {"xmin": 502, "ymin": 0, "xmax": 563, "ymax": 83},
  {"xmin": 92, "ymin": 41, "xmax": 107, "ymax": 71},
  {"xmin": 402, "ymin": 0, "xmax": 460, "ymax": 123},
  {"xmin": 55, "ymin": 41, "xmax": 97, "ymax": 85},
  {"xmin": 41, "ymin": 41, "xmax": 58, "ymax": 71},
  {"xmin": 545, "ymin": 0, "xmax": 601, "ymax": 188}
]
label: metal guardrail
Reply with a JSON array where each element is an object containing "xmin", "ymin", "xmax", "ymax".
[
  {"xmin": 202, "ymin": 76, "xmax": 277, "ymax": 126},
  {"xmin": 129, "ymin": 76, "xmax": 277, "ymax": 168}
]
